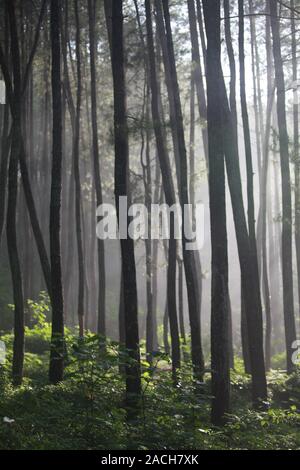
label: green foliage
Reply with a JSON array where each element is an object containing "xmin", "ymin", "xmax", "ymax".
[{"xmin": 0, "ymin": 310, "xmax": 300, "ymax": 449}]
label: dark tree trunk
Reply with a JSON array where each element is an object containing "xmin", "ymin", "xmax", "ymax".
[
  {"xmin": 0, "ymin": 9, "xmax": 10, "ymax": 248},
  {"xmin": 291, "ymin": 0, "xmax": 300, "ymax": 323},
  {"xmin": 144, "ymin": 98, "xmax": 154, "ymax": 363},
  {"xmin": 270, "ymin": 0, "xmax": 297, "ymax": 373},
  {"xmin": 202, "ymin": 0, "xmax": 230, "ymax": 425},
  {"xmin": 210, "ymin": 12, "xmax": 267, "ymax": 404},
  {"xmin": 238, "ymin": 0, "xmax": 264, "ymax": 376},
  {"xmin": 111, "ymin": 0, "xmax": 141, "ymax": 405},
  {"xmin": 162, "ymin": 0, "xmax": 205, "ymax": 380},
  {"xmin": 49, "ymin": 0, "xmax": 64, "ymax": 384},
  {"xmin": 73, "ymin": 0, "xmax": 84, "ymax": 338},
  {"xmin": 221, "ymin": 75, "xmax": 267, "ymax": 403},
  {"xmin": 8, "ymin": 124, "xmax": 24, "ymax": 386},
  {"xmin": 223, "ymin": 0, "xmax": 237, "ymax": 138},
  {"xmin": 88, "ymin": 0, "xmax": 106, "ymax": 338},
  {"xmin": 151, "ymin": 158, "xmax": 160, "ymax": 351},
  {"xmin": 4, "ymin": 0, "xmax": 25, "ymax": 386},
  {"xmin": 187, "ymin": 0, "xmax": 208, "ymax": 167},
  {"xmin": 178, "ymin": 258, "xmax": 186, "ymax": 345},
  {"xmin": 145, "ymin": 0, "xmax": 180, "ymax": 374},
  {"xmin": 163, "ymin": 302, "xmax": 170, "ymax": 356},
  {"xmin": 196, "ymin": 0, "xmax": 206, "ymax": 69},
  {"xmin": 260, "ymin": 8, "xmax": 274, "ymax": 371},
  {"xmin": 0, "ymin": 1, "xmax": 51, "ymax": 297}
]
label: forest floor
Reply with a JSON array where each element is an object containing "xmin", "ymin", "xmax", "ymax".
[{"xmin": 0, "ymin": 317, "xmax": 300, "ymax": 450}]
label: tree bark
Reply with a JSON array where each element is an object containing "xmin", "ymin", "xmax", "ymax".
[
  {"xmin": 145, "ymin": 0, "xmax": 180, "ymax": 374},
  {"xmin": 73, "ymin": 0, "xmax": 84, "ymax": 338},
  {"xmin": 270, "ymin": 0, "xmax": 297, "ymax": 373},
  {"xmin": 202, "ymin": 0, "xmax": 230, "ymax": 425},
  {"xmin": 291, "ymin": 0, "xmax": 300, "ymax": 323},
  {"xmin": 208, "ymin": 10, "xmax": 268, "ymax": 404},
  {"xmin": 162, "ymin": 0, "xmax": 205, "ymax": 380},
  {"xmin": 111, "ymin": 0, "xmax": 141, "ymax": 406},
  {"xmin": 88, "ymin": 0, "xmax": 106, "ymax": 338},
  {"xmin": 49, "ymin": 0, "xmax": 65, "ymax": 384}
]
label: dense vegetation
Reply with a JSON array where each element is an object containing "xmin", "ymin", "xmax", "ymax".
[{"xmin": 0, "ymin": 296, "xmax": 299, "ymax": 450}]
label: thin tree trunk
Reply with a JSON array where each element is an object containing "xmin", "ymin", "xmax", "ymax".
[
  {"xmin": 145, "ymin": 0, "xmax": 180, "ymax": 374},
  {"xmin": 291, "ymin": 0, "xmax": 300, "ymax": 322},
  {"xmin": 178, "ymin": 258, "xmax": 186, "ymax": 345},
  {"xmin": 162, "ymin": 0, "xmax": 205, "ymax": 380},
  {"xmin": 88, "ymin": 0, "xmax": 106, "ymax": 338},
  {"xmin": 223, "ymin": 0, "xmax": 237, "ymax": 138},
  {"xmin": 260, "ymin": 8, "xmax": 274, "ymax": 371},
  {"xmin": 187, "ymin": 0, "xmax": 208, "ymax": 167},
  {"xmin": 73, "ymin": 0, "xmax": 84, "ymax": 338},
  {"xmin": 49, "ymin": 0, "xmax": 64, "ymax": 384},
  {"xmin": 4, "ymin": 0, "xmax": 25, "ymax": 386},
  {"xmin": 270, "ymin": 0, "xmax": 297, "ymax": 373},
  {"xmin": 0, "ymin": 9, "xmax": 10, "ymax": 247},
  {"xmin": 238, "ymin": 0, "xmax": 265, "ymax": 377}
]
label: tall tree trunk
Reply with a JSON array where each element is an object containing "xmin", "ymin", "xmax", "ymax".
[
  {"xmin": 238, "ymin": 0, "xmax": 264, "ymax": 376},
  {"xmin": 270, "ymin": 0, "xmax": 297, "ymax": 373},
  {"xmin": 162, "ymin": 0, "xmax": 204, "ymax": 380},
  {"xmin": 5, "ymin": 0, "xmax": 25, "ymax": 386},
  {"xmin": 151, "ymin": 158, "xmax": 160, "ymax": 351},
  {"xmin": 209, "ymin": 12, "xmax": 267, "ymax": 404},
  {"xmin": 291, "ymin": 0, "xmax": 300, "ymax": 322},
  {"xmin": 49, "ymin": 0, "xmax": 64, "ymax": 384},
  {"xmin": 73, "ymin": 0, "xmax": 84, "ymax": 338},
  {"xmin": 202, "ymin": 0, "xmax": 230, "ymax": 425},
  {"xmin": 222, "ymin": 0, "xmax": 237, "ymax": 372},
  {"xmin": 145, "ymin": 0, "xmax": 180, "ymax": 374},
  {"xmin": 260, "ymin": 7, "xmax": 274, "ymax": 371},
  {"xmin": 0, "ymin": 9, "xmax": 10, "ymax": 248},
  {"xmin": 88, "ymin": 0, "xmax": 106, "ymax": 338},
  {"xmin": 111, "ymin": 0, "xmax": 141, "ymax": 406}
]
